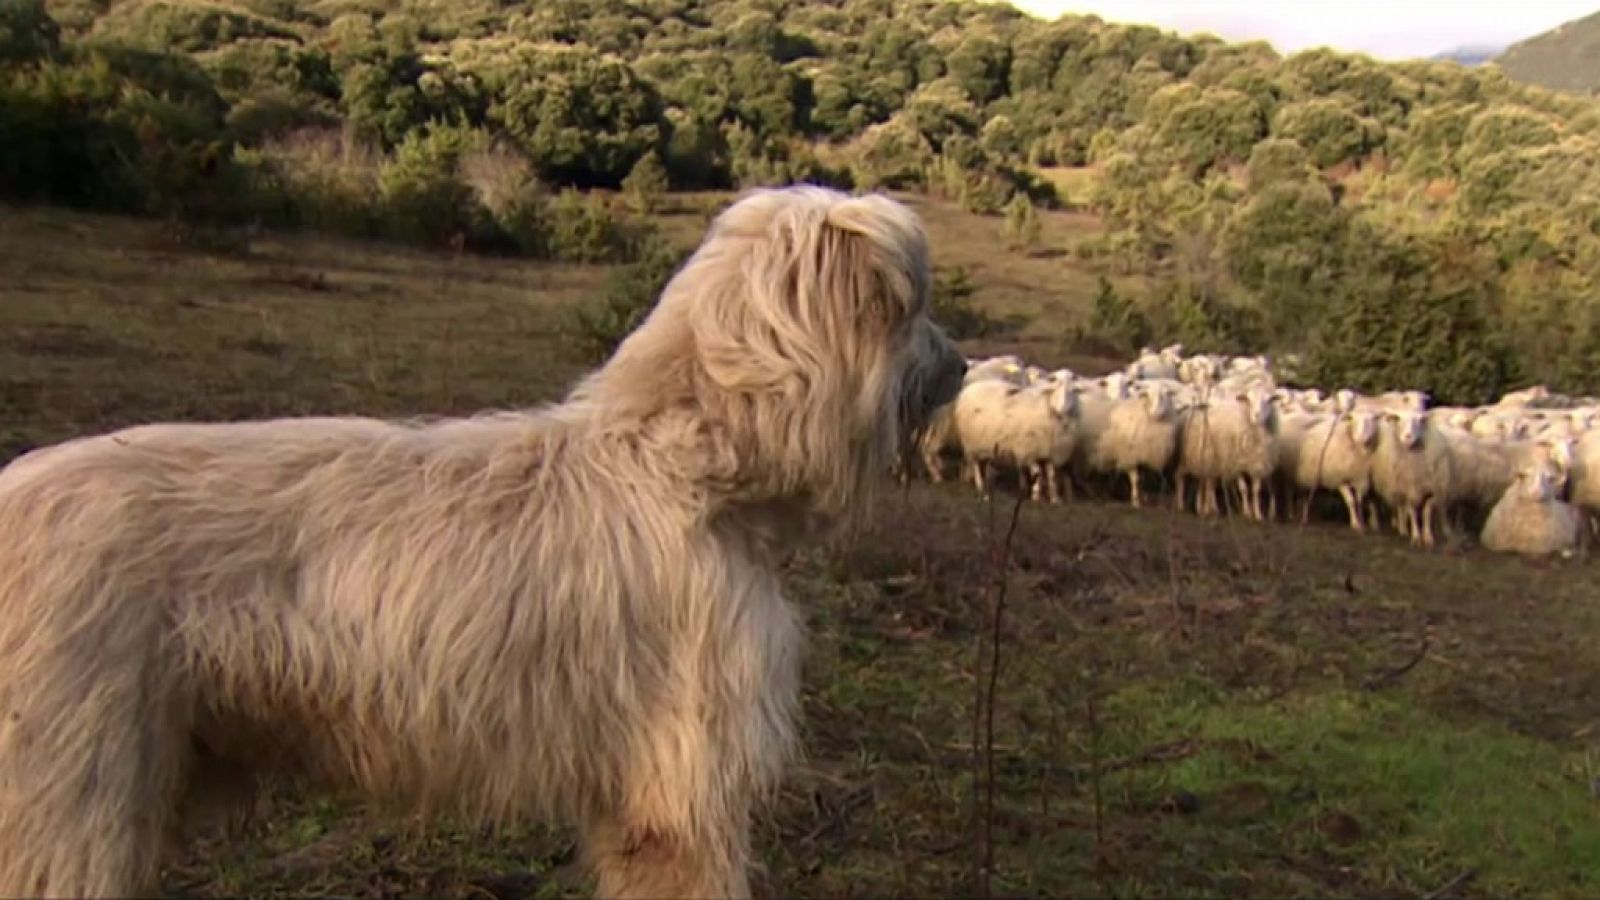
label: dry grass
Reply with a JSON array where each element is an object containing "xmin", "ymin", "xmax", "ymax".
[{"xmin": 4, "ymin": 199, "xmax": 1599, "ymax": 899}]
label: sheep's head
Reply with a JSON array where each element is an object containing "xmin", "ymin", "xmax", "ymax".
[
  {"xmin": 1391, "ymin": 411, "xmax": 1427, "ymax": 448},
  {"xmin": 1333, "ymin": 388, "xmax": 1359, "ymax": 415},
  {"xmin": 1347, "ymin": 409, "xmax": 1381, "ymax": 448},
  {"xmin": 1049, "ymin": 380, "xmax": 1078, "ymax": 418},
  {"xmin": 1104, "ymin": 371, "xmax": 1129, "ymax": 400},
  {"xmin": 1515, "ymin": 462, "xmax": 1561, "ymax": 502},
  {"xmin": 1240, "ymin": 389, "xmax": 1275, "ymax": 427},
  {"xmin": 1144, "ymin": 384, "xmax": 1175, "ymax": 419},
  {"xmin": 1542, "ymin": 438, "xmax": 1576, "ymax": 481}
]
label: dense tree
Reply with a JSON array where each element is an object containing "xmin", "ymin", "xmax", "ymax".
[{"xmin": 487, "ymin": 44, "xmax": 662, "ymax": 186}]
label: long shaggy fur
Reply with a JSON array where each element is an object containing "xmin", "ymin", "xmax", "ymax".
[{"xmin": 0, "ymin": 185, "xmax": 966, "ymax": 899}]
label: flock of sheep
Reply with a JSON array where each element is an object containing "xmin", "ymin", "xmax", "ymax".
[{"xmin": 903, "ymin": 344, "xmax": 1600, "ymax": 559}]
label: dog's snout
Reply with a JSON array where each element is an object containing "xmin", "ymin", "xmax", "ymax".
[{"xmin": 931, "ymin": 331, "xmax": 965, "ymax": 407}]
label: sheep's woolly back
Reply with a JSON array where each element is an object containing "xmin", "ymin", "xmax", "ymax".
[
  {"xmin": 1371, "ymin": 414, "xmax": 1456, "ymax": 509},
  {"xmin": 1092, "ymin": 388, "xmax": 1182, "ymax": 474},
  {"xmin": 953, "ymin": 380, "xmax": 1075, "ymax": 468},
  {"xmin": 1178, "ymin": 394, "xmax": 1276, "ymax": 482},
  {"xmin": 1294, "ymin": 412, "xmax": 1380, "ymax": 492},
  {"xmin": 1480, "ymin": 472, "xmax": 1585, "ymax": 557}
]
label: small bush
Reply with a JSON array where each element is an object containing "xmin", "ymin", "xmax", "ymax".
[
  {"xmin": 930, "ymin": 265, "xmax": 1002, "ymax": 340},
  {"xmin": 1088, "ymin": 275, "xmax": 1151, "ymax": 353},
  {"xmin": 377, "ymin": 125, "xmax": 484, "ymax": 247},
  {"xmin": 1003, "ymin": 192, "xmax": 1041, "ymax": 252},
  {"xmin": 621, "ymin": 150, "xmax": 669, "ymax": 214},
  {"xmin": 255, "ymin": 127, "xmax": 383, "ymax": 237},
  {"xmin": 460, "ymin": 141, "xmax": 549, "ymax": 255},
  {"xmin": 568, "ymin": 237, "xmax": 691, "ymax": 362},
  {"xmin": 546, "ymin": 188, "xmax": 629, "ymax": 263}
]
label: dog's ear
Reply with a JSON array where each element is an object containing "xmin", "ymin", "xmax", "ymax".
[
  {"xmin": 813, "ymin": 193, "xmax": 929, "ymax": 332},
  {"xmin": 694, "ymin": 190, "xmax": 928, "ymax": 396}
]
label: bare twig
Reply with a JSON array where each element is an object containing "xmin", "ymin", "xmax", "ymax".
[
  {"xmin": 1422, "ymin": 868, "xmax": 1477, "ymax": 900},
  {"xmin": 970, "ymin": 488, "xmax": 1025, "ymax": 899},
  {"xmin": 981, "ymin": 492, "xmax": 1025, "ymax": 897},
  {"xmin": 1363, "ymin": 637, "xmax": 1431, "ymax": 691},
  {"xmin": 1086, "ymin": 692, "xmax": 1106, "ymax": 880}
]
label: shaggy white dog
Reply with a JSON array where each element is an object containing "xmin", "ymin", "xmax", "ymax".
[{"xmin": 0, "ymin": 185, "xmax": 966, "ymax": 898}]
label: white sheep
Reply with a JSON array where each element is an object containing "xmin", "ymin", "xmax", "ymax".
[
  {"xmin": 908, "ymin": 355, "xmax": 1028, "ymax": 483},
  {"xmin": 1068, "ymin": 372, "xmax": 1131, "ymax": 481},
  {"xmin": 1129, "ymin": 343, "xmax": 1184, "ymax": 381},
  {"xmin": 1091, "ymin": 381, "xmax": 1186, "ymax": 508},
  {"xmin": 1371, "ymin": 411, "xmax": 1457, "ymax": 549},
  {"xmin": 1480, "ymin": 461, "xmax": 1586, "ymax": 558},
  {"xmin": 1293, "ymin": 409, "xmax": 1383, "ymax": 532},
  {"xmin": 1568, "ymin": 430, "xmax": 1600, "ymax": 531},
  {"xmin": 953, "ymin": 378, "xmax": 1078, "ymax": 503},
  {"xmin": 1175, "ymin": 389, "xmax": 1277, "ymax": 520}
]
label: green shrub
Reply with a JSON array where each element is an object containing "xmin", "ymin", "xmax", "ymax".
[
  {"xmin": 1003, "ymin": 192, "xmax": 1041, "ymax": 252},
  {"xmin": 1088, "ymin": 275, "xmax": 1151, "ymax": 353},
  {"xmin": 0, "ymin": 0, "xmax": 60, "ymax": 63},
  {"xmin": 253, "ymin": 127, "xmax": 383, "ymax": 237},
  {"xmin": 1303, "ymin": 233, "xmax": 1520, "ymax": 405},
  {"xmin": 621, "ymin": 150, "xmax": 669, "ymax": 214},
  {"xmin": 0, "ymin": 59, "xmax": 143, "ymax": 209},
  {"xmin": 546, "ymin": 188, "xmax": 629, "ymax": 263},
  {"xmin": 460, "ymin": 141, "xmax": 549, "ymax": 255},
  {"xmin": 569, "ymin": 237, "xmax": 691, "ymax": 362},
  {"xmin": 930, "ymin": 265, "xmax": 1003, "ymax": 339},
  {"xmin": 377, "ymin": 125, "xmax": 483, "ymax": 247}
]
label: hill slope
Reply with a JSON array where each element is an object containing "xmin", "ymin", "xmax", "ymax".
[{"xmin": 1496, "ymin": 9, "xmax": 1600, "ymax": 93}]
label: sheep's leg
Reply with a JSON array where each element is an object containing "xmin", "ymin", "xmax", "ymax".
[
  {"xmin": 1339, "ymin": 484, "xmax": 1364, "ymax": 532},
  {"xmin": 971, "ymin": 459, "xmax": 988, "ymax": 497},
  {"xmin": 1421, "ymin": 497, "xmax": 1439, "ymax": 549},
  {"xmin": 1128, "ymin": 469, "xmax": 1142, "ymax": 508},
  {"xmin": 1250, "ymin": 478, "xmax": 1266, "ymax": 522},
  {"xmin": 1024, "ymin": 464, "xmax": 1041, "ymax": 500},
  {"xmin": 1174, "ymin": 473, "xmax": 1188, "ymax": 513},
  {"xmin": 1045, "ymin": 464, "xmax": 1062, "ymax": 505},
  {"xmin": 922, "ymin": 446, "xmax": 944, "ymax": 483},
  {"xmin": 1235, "ymin": 476, "xmax": 1253, "ymax": 520},
  {"xmin": 1405, "ymin": 505, "xmax": 1423, "ymax": 547}
]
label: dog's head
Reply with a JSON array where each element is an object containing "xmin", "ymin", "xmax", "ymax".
[{"xmin": 575, "ymin": 185, "xmax": 964, "ymax": 515}]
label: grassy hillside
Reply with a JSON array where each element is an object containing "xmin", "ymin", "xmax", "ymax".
[
  {"xmin": 1496, "ymin": 10, "xmax": 1600, "ymax": 95},
  {"xmin": 4, "ymin": 202, "xmax": 1600, "ymax": 899},
  {"xmin": 11, "ymin": 0, "xmax": 1600, "ymax": 399},
  {"xmin": 0, "ymin": 191, "xmax": 1121, "ymax": 464}
]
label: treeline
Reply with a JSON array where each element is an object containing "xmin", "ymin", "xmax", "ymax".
[{"xmin": 4, "ymin": 0, "xmax": 1600, "ymax": 397}]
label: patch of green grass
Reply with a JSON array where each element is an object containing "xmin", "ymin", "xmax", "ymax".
[{"xmin": 1102, "ymin": 681, "xmax": 1600, "ymax": 897}]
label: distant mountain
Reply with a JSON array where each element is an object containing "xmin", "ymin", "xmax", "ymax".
[
  {"xmin": 1430, "ymin": 43, "xmax": 1505, "ymax": 67},
  {"xmin": 1495, "ymin": 9, "xmax": 1600, "ymax": 94}
]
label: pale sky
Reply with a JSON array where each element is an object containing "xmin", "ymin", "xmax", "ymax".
[{"xmin": 1003, "ymin": 1, "xmax": 1599, "ymax": 59}]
